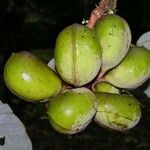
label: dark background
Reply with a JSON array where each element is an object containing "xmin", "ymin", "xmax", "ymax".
[{"xmin": 0, "ymin": 0, "xmax": 150, "ymax": 149}]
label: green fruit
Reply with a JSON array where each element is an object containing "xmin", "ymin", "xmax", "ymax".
[
  {"xmin": 47, "ymin": 88, "xmax": 97, "ymax": 134},
  {"xmin": 95, "ymin": 81, "xmax": 119, "ymax": 94},
  {"xmin": 4, "ymin": 51, "xmax": 62, "ymax": 102},
  {"xmin": 55, "ymin": 23, "xmax": 102, "ymax": 86},
  {"xmin": 105, "ymin": 46, "xmax": 150, "ymax": 89},
  {"xmin": 95, "ymin": 92, "xmax": 141, "ymax": 131},
  {"xmin": 95, "ymin": 14, "xmax": 131, "ymax": 73}
]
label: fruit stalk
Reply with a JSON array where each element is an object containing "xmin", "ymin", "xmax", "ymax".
[
  {"xmin": 87, "ymin": 0, "xmax": 117, "ymax": 29},
  {"xmin": 91, "ymin": 71, "xmax": 105, "ymax": 91}
]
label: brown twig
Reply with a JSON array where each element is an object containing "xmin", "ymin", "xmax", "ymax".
[
  {"xmin": 87, "ymin": 0, "xmax": 117, "ymax": 91},
  {"xmin": 87, "ymin": 0, "xmax": 117, "ymax": 29},
  {"xmin": 91, "ymin": 71, "xmax": 105, "ymax": 92}
]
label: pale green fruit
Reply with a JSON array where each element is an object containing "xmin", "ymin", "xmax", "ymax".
[
  {"xmin": 95, "ymin": 14, "xmax": 131, "ymax": 73},
  {"xmin": 4, "ymin": 51, "xmax": 62, "ymax": 102},
  {"xmin": 95, "ymin": 81, "xmax": 119, "ymax": 94},
  {"xmin": 47, "ymin": 88, "xmax": 97, "ymax": 134},
  {"xmin": 95, "ymin": 92, "xmax": 141, "ymax": 131},
  {"xmin": 55, "ymin": 23, "xmax": 102, "ymax": 86},
  {"xmin": 105, "ymin": 46, "xmax": 150, "ymax": 89}
]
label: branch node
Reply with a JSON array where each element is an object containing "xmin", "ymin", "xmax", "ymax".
[{"xmin": 87, "ymin": 0, "xmax": 117, "ymax": 29}]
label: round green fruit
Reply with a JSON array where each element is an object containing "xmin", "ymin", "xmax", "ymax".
[
  {"xmin": 95, "ymin": 92, "xmax": 141, "ymax": 131},
  {"xmin": 95, "ymin": 14, "xmax": 131, "ymax": 73},
  {"xmin": 105, "ymin": 46, "xmax": 150, "ymax": 89},
  {"xmin": 4, "ymin": 51, "xmax": 62, "ymax": 102},
  {"xmin": 47, "ymin": 88, "xmax": 97, "ymax": 134},
  {"xmin": 55, "ymin": 23, "xmax": 102, "ymax": 86},
  {"xmin": 95, "ymin": 81, "xmax": 119, "ymax": 94}
]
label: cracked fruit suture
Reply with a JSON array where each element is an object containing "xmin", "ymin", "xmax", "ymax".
[
  {"xmin": 55, "ymin": 23, "xmax": 102, "ymax": 87},
  {"xmin": 95, "ymin": 92, "xmax": 141, "ymax": 131},
  {"xmin": 4, "ymin": 51, "xmax": 62, "ymax": 102}
]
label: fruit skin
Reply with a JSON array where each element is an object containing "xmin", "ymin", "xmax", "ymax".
[
  {"xmin": 47, "ymin": 88, "xmax": 97, "ymax": 134},
  {"xmin": 4, "ymin": 51, "xmax": 62, "ymax": 102},
  {"xmin": 95, "ymin": 81, "xmax": 119, "ymax": 94},
  {"xmin": 105, "ymin": 46, "xmax": 150, "ymax": 89},
  {"xmin": 95, "ymin": 14, "xmax": 131, "ymax": 73},
  {"xmin": 55, "ymin": 23, "xmax": 102, "ymax": 86},
  {"xmin": 95, "ymin": 92, "xmax": 141, "ymax": 131}
]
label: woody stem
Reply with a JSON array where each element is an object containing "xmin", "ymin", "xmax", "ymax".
[{"xmin": 87, "ymin": 0, "xmax": 117, "ymax": 29}]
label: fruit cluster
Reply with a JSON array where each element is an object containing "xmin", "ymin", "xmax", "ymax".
[{"xmin": 3, "ymin": 14, "xmax": 150, "ymax": 134}]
